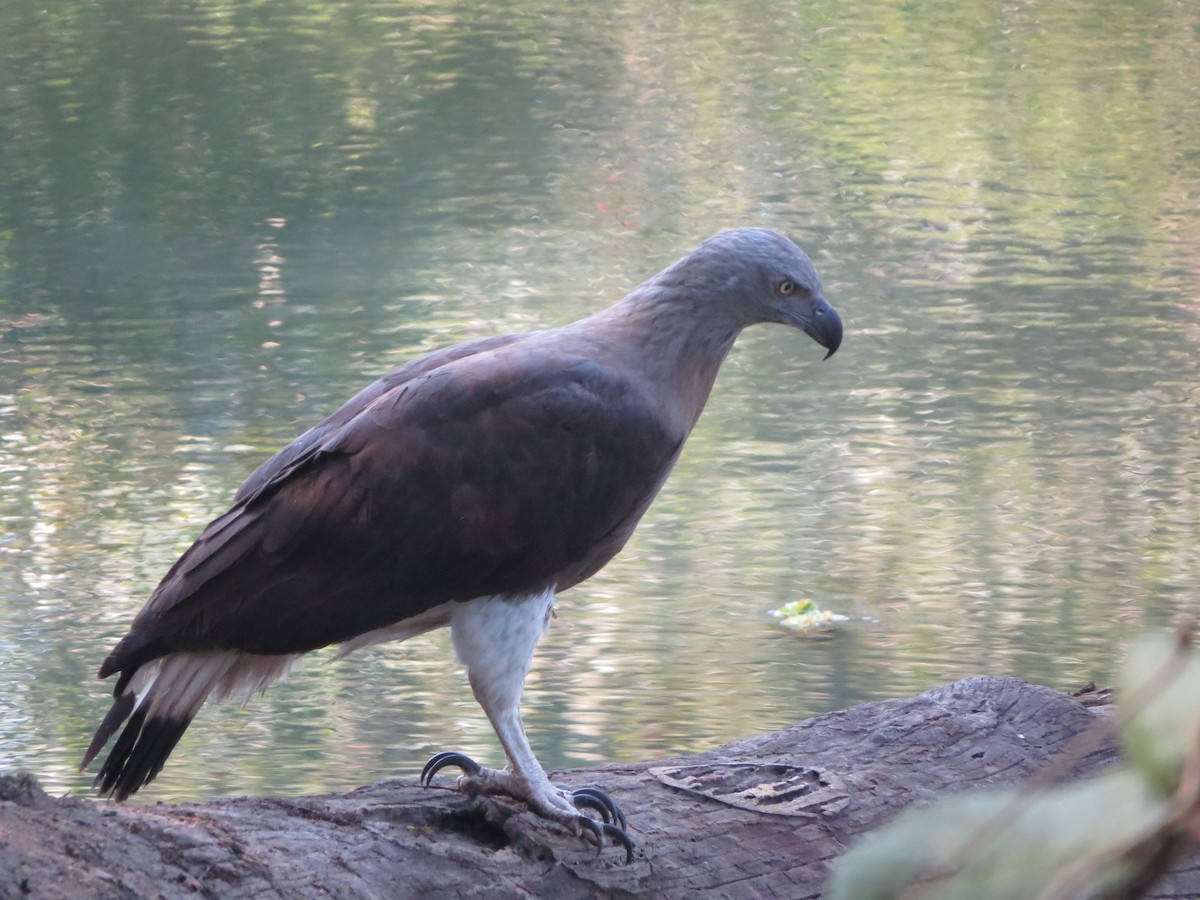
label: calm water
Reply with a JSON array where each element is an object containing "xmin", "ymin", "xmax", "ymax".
[{"xmin": 2, "ymin": 0, "xmax": 1198, "ymax": 801}]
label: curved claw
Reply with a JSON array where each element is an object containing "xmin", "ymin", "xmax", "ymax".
[
  {"xmin": 572, "ymin": 791, "xmax": 614, "ymax": 824},
  {"xmin": 577, "ymin": 814, "xmax": 636, "ymax": 864},
  {"xmin": 420, "ymin": 750, "xmax": 482, "ymax": 786},
  {"xmin": 603, "ymin": 823, "xmax": 637, "ymax": 864},
  {"xmin": 572, "ymin": 786, "xmax": 627, "ymax": 831}
]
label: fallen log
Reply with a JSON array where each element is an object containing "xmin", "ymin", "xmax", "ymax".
[{"xmin": 3, "ymin": 676, "xmax": 1198, "ymax": 898}]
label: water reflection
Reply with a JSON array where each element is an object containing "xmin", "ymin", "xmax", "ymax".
[{"xmin": 1, "ymin": 0, "xmax": 1198, "ymax": 801}]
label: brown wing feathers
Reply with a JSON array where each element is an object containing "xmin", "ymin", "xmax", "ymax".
[{"xmin": 83, "ymin": 341, "xmax": 680, "ymax": 797}]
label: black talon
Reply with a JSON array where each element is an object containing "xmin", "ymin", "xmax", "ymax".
[
  {"xmin": 577, "ymin": 815, "xmax": 635, "ymax": 863},
  {"xmin": 573, "ymin": 791, "xmax": 613, "ymax": 824},
  {"xmin": 420, "ymin": 750, "xmax": 481, "ymax": 786},
  {"xmin": 578, "ymin": 814, "xmax": 605, "ymax": 852},
  {"xmin": 572, "ymin": 786, "xmax": 627, "ymax": 831},
  {"xmin": 603, "ymin": 823, "xmax": 636, "ymax": 864}
]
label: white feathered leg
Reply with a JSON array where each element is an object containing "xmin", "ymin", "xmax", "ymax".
[
  {"xmin": 449, "ymin": 591, "xmax": 575, "ymax": 815},
  {"xmin": 422, "ymin": 589, "xmax": 631, "ymax": 857}
]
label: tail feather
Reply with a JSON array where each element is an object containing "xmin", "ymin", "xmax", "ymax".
[
  {"xmin": 82, "ymin": 650, "xmax": 299, "ymax": 800},
  {"xmin": 97, "ymin": 710, "xmax": 191, "ymax": 799},
  {"xmin": 81, "ymin": 691, "xmax": 136, "ymax": 772}
]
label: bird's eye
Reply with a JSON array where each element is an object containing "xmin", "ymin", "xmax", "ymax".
[{"xmin": 777, "ymin": 280, "xmax": 795, "ymax": 296}]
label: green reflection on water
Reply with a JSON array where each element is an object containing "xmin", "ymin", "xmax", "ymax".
[{"xmin": 1, "ymin": 0, "xmax": 1198, "ymax": 801}]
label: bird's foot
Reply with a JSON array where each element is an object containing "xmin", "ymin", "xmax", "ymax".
[{"xmin": 420, "ymin": 751, "xmax": 634, "ymax": 862}]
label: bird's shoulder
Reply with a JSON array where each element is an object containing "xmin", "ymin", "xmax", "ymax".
[{"xmin": 234, "ymin": 331, "xmax": 525, "ymax": 504}]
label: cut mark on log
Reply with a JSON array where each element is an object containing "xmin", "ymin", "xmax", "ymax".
[{"xmin": 650, "ymin": 763, "xmax": 849, "ymax": 818}]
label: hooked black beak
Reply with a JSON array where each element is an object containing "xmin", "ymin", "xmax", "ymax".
[{"xmin": 799, "ymin": 296, "xmax": 842, "ymax": 360}]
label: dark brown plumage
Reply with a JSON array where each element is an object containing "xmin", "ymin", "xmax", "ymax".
[{"xmin": 83, "ymin": 228, "xmax": 842, "ymax": 852}]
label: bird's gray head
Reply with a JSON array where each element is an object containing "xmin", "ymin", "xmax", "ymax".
[{"xmin": 669, "ymin": 228, "xmax": 843, "ymax": 359}]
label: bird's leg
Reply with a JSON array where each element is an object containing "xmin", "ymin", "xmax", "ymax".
[
  {"xmin": 422, "ymin": 591, "xmax": 632, "ymax": 858},
  {"xmin": 462, "ymin": 691, "xmax": 581, "ymax": 818},
  {"xmin": 441, "ymin": 591, "xmax": 567, "ymax": 817}
]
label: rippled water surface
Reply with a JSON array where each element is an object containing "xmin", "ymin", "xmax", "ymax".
[{"xmin": 2, "ymin": 0, "xmax": 1199, "ymax": 800}]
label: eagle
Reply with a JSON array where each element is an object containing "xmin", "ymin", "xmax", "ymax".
[{"xmin": 83, "ymin": 227, "xmax": 842, "ymax": 857}]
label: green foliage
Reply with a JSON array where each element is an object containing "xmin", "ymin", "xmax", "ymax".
[
  {"xmin": 828, "ymin": 630, "xmax": 1200, "ymax": 899},
  {"xmin": 826, "ymin": 769, "xmax": 1165, "ymax": 900},
  {"xmin": 1120, "ymin": 633, "xmax": 1200, "ymax": 798}
]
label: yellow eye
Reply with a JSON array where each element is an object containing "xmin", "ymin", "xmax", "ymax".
[{"xmin": 778, "ymin": 280, "xmax": 795, "ymax": 296}]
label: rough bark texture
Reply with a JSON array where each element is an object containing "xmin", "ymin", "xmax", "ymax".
[{"xmin": 2, "ymin": 677, "xmax": 1197, "ymax": 899}]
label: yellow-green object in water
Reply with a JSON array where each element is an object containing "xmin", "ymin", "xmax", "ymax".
[{"xmin": 770, "ymin": 599, "xmax": 848, "ymax": 634}]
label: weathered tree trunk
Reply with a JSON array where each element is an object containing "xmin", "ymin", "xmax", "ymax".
[{"xmin": 3, "ymin": 677, "xmax": 1197, "ymax": 898}]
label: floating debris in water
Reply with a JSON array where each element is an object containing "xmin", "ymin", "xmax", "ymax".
[{"xmin": 770, "ymin": 599, "xmax": 850, "ymax": 635}]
